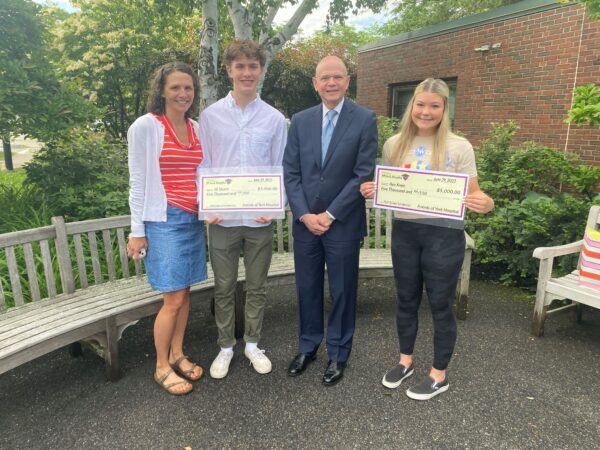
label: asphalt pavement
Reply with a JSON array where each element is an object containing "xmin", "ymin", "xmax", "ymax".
[{"xmin": 1, "ymin": 279, "xmax": 599, "ymax": 449}]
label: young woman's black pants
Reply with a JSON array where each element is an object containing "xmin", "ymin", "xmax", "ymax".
[{"xmin": 391, "ymin": 220, "xmax": 465, "ymax": 370}]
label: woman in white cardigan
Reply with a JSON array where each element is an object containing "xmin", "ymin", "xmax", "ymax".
[{"xmin": 127, "ymin": 62, "xmax": 207, "ymax": 395}]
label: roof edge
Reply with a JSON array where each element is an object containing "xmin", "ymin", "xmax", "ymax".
[{"xmin": 358, "ymin": 0, "xmax": 571, "ymax": 53}]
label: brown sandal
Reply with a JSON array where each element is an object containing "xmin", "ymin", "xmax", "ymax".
[
  {"xmin": 171, "ymin": 355, "xmax": 203, "ymax": 382},
  {"xmin": 154, "ymin": 368, "xmax": 193, "ymax": 395}
]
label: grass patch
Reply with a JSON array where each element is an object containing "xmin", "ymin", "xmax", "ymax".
[{"xmin": 0, "ymin": 168, "xmax": 27, "ymax": 188}]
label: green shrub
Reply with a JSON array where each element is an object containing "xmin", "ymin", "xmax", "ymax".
[
  {"xmin": 465, "ymin": 122, "xmax": 600, "ymax": 286},
  {"xmin": 376, "ymin": 116, "xmax": 400, "ymax": 162},
  {"xmin": 566, "ymin": 83, "xmax": 600, "ymax": 128},
  {"xmin": 24, "ymin": 132, "xmax": 129, "ymax": 221},
  {"xmin": 0, "ymin": 170, "xmax": 54, "ymax": 233}
]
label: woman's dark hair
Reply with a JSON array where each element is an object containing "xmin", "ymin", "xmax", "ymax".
[{"xmin": 146, "ymin": 62, "xmax": 200, "ymax": 119}]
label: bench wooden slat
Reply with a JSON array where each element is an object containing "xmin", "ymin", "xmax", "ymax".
[
  {"xmin": 39, "ymin": 239, "xmax": 57, "ymax": 298},
  {"xmin": 0, "ymin": 274, "xmax": 6, "ymax": 311},
  {"xmin": 0, "ymin": 277, "xmax": 149, "ymax": 329},
  {"xmin": 52, "ymin": 216, "xmax": 75, "ymax": 295},
  {"xmin": 0, "ymin": 255, "xmax": 300, "ymax": 334},
  {"xmin": 0, "ymin": 279, "xmax": 174, "ymax": 341},
  {"xmin": 286, "ymin": 211, "xmax": 294, "ymax": 253},
  {"xmin": 363, "ymin": 209, "xmax": 370, "ymax": 249},
  {"xmin": 88, "ymin": 232, "xmax": 102, "ymax": 284},
  {"xmin": 73, "ymin": 234, "xmax": 88, "ymax": 289},
  {"xmin": 64, "ymin": 215, "xmax": 130, "ymax": 235},
  {"xmin": 0, "ymin": 263, "xmax": 217, "ymax": 329},
  {"xmin": 102, "ymin": 229, "xmax": 116, "ymax": 282},
  {"xmin": 1, "ymin": 257, "xmax": 312, "ymax": 351},
  {"xmin": 134, "ymin": 258, "xmax": 143, "ymax": 276},
  {"xmin": 276, "ymin": 220, "xmax": 284, "ymax": 254},
  {"xmin": 116, "ymin": 228, "xmax": 129, "ymax": 278},
  {"xmin": 0, "ymin": 226, "xmax": 56, "ymax": 248},
  {"xmin": 0, "ymin": 278, "xmax": 218, "ymax": 353},
  {"xmin": 1, "ymin": 286, "xmax": 160, "ymax": 347},
  {"xmin": 6, "ymin": 247, "xmax": 24, "ymax": 307},
  {"xmin": 0, "ymin": 321, "xmax": 108, "ymax": 375},
  {"xmin": 546, "ymin": 279, "xmax": 599, "ymax": 308},
  {"xmin": 375, "ymin": 208, "xmax": 382, "ymax": 249},
  {"xmin": 23, "ymin": 243, "xmax": 41, "ymax": 302},
  {"xmin": 385, "ymin": 210, "xmax": 392, "ymax": 249}
]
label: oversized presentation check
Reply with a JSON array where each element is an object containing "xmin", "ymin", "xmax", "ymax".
[
  {"xmin": 199, "ymin": 172, "xmax": 284, "ymax": 217},
  {"xmin": 373, "ymin": 166, "xmax": 469, "ymax": 220}
]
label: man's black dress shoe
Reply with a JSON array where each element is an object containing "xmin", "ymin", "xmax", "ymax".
[
  {"xmin": 288, "ymin": 353, "xmax": 316, "ymax": 377},
  {"xmin": 322, "ymin": 360, "xmax": 346, "ymax": 386}
]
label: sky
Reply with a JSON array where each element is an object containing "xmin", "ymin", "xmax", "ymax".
[
  {"xmin": 34, "ymin": 0, "xmax": 387, "ymax": 38},
  {"xmin": 274, "ymin": 2, "xmax": 388, "ymax": 37}
]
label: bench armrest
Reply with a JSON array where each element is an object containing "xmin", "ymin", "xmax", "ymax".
[
  {"xmin": 532, "ymin": 240, "xmax": 583, "ymax": 260},
  {"xmin": 464, "ymin": 232, "xmax": 475, "ymax": 250}
]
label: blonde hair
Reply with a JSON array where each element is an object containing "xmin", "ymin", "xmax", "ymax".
[{"xmin": 390, "ymin": 78, "xmax": 452, "ymax": 170}]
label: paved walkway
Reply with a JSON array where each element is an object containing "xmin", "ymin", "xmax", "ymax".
[
  {"xmin": 1, "ymin": 279, "xmax": 599, "ymax": 449},
  {"xmin": 1, "ymin": 136, "xmax": 41, "ymax": 170}
]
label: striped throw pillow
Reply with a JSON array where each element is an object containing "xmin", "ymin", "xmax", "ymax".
[{"xmin": 579, "ymin": 227, "xmax": 600, "ymax": 290}]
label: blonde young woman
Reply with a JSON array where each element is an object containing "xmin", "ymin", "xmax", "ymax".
[{"xmin": 361, "ymin": 78, "xmax": 494, "ymax": 400}]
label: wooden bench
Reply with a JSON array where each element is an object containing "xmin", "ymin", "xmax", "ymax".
[
  {"xmin": 531, "ymin": 205, "xmax": 600, "ymax": 336},
  {"xmin": 0, "ymin": 202, "xmax": 474, "ymax": 381}
]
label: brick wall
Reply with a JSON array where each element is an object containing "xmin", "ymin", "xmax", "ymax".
[{"xmin": 357, "ymin": 3, "xmax": 599, "ymax": 165}]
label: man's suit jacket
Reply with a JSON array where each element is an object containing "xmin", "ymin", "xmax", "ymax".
[{"xmin": 283, "ymin": 99, "xmax": 378, "ymax": 242}]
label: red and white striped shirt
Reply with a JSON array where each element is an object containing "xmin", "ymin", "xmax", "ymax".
[{"xmin": 153, "ymin": 114, "xmax": 203, "ymax": 213}]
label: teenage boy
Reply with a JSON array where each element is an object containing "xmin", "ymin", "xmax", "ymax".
[{"xmin": 199, "ymin": 40, "xmax": 287, "ymax": 379}]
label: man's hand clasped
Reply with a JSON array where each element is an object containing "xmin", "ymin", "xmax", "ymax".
[{"xmin": 302, "ymin": 213, "xmax": 332, "ymax": 236}]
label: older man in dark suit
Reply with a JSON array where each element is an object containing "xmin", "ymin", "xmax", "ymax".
[{"xmin": 283, "ymin": 55, "xmax": 377, "ymax": 386}]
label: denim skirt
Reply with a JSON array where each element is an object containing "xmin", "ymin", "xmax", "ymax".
[{"xmin": 144, "ymin": 204, "xmax": 208, "ymax": 292}]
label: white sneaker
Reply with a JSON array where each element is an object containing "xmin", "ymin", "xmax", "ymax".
[
  {"xmin": 244, "ymin": 347, "xmax": 272, "ymax": 374},
  {"xmin": 210, "ymin": 350, "xmax": 234, "ymax": 379}
]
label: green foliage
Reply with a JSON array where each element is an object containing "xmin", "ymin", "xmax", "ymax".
[
  {"xmin": 0, "ymin": 170, "xmax": 53, "ymax": 233},
  {"xmin": 565, "ymin": 83, "xmax": 600, "ymax": 128},
  {"xmin": 262, "ymin": 26, "xmax": 377, "ymax": 117},
  {"xmin": 376, "ymin": 116, "xmax": 400, "ymax": 161},
  {"xmin": 571, "ymin": 0, "xmax": 600, "ymax": 19},
  {"xmin": 55, "ymin": 0, "xmax": 201, "ymax": 138},
  {"xmin": 465, "ymin": 123, "xmax": 600, "ymax": 286},
  {"xmin": 24, "ymin": 132, "xmax": 129, "ymax": 221},
  {"xmin": 0, "ymin": 168, "xmax": 26, "ymax": 188},
  {"xmin": 0, "ymin": 0, "xmax": 96, "ymax": 143},
  {"xmin": 376, "ymin": 0, "xmax": 521, "ymax": 36}
]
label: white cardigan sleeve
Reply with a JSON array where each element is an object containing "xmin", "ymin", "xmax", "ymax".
[{"xmin": 127, "ymin": 117, "xmax": 150, "ymax": 237}]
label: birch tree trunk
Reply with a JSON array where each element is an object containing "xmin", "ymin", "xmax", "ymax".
[
  {"xmin": 198, "ymin": 0, "xmax": 219, "ymax": 112},
  {"xmin": 198, "ymin": 0, "xmax": 323, "ymax": 105}
]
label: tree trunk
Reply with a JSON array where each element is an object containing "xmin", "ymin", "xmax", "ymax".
[
  {"xmin": 2, "ymin": 136, "xmax": 14, "ymax": 171},
  {"xmin": 227, "ymin": 0, "xmax": 253, "ymax": 39},
  {"xmin": 198, "ymin": 0, "xmax": 220, "ymax": 111},
  {"xmin": 199, "ymin": 0, "xmax": 318, "ymax": 105}
]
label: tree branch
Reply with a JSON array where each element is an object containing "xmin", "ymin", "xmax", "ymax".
[
  {"xmin": 226, "ymin": 0, "xmax": 253, "ymax": 39},
  {"xmin": 260, "ymin": 0, "xmax": 318, "ymax": 54},
  {"xmin": 259, "ymin": 0, "xmax": 283, "ymax": 43}
]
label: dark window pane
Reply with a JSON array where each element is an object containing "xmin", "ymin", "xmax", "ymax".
[{"xmin": 390, "ymin": 79, "xmax": 457, "ymax": 128}]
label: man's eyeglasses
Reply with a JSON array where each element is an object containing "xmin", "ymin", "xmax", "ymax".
[{"xmin": 317, "ymin": 75, "xmax": 347, "ymax": 83}]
